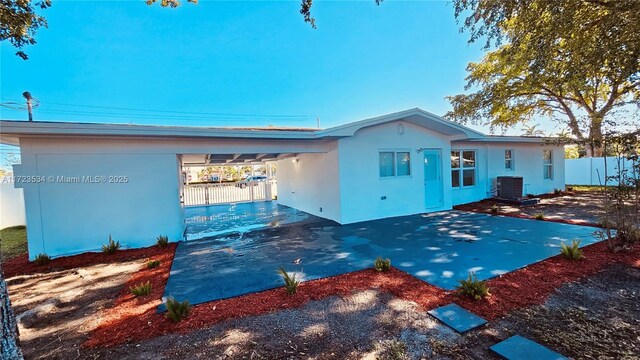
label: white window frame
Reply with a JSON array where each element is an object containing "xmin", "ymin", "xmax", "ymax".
[
  {"xmin": 505, "ymin": 149, "xmax": 514, "ymax": 171},
  {"xmin": 379, "ymin": 150, "xmax": 411, "ymax": 179},
  {"xmin": 543, "ymin": 149, "xmax": 553, "ymax": 180},
  {"xmin": 451, "ymin": 149, "xmax": 477, "ymax": 188}
]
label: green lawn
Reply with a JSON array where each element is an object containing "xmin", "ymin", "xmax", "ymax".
[{"xmin": 0, "ymin": 225, "xmax": 28, "ymax": 260}]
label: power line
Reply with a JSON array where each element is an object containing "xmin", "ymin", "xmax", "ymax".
[{"xmin": 26, "ymin": 100, "xmax": 310, "ymax": 119}]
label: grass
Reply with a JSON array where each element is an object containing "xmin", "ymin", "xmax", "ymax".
[
  {"xmin": 34, "ymin": 253, "xmax": 51, "ymax": 265},
  {"xmin": 0, "ymin": 225, "xmax": 28, "ymax": 260},
  {"xmin": 147, "ymin": 259, "xmax": 161, "ymax": 269},
  {"xmin": 566, "ymin": 185, "xmax": 611, "ymax": 192}
]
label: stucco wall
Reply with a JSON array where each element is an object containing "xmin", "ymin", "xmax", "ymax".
[
  {"xmin": 337, "ymin": 121, "xmax": 453, "ymax": 224},
  {"xmin": 14, "ymin": 136, "xmax": 333, "ymax": 259},
  {"xmin": 276, "ymin": 142, "xmax": 341, "ymax": 223},
  {"xmin": 450, "ymin": 142, "xmax": 565, "ymax": 205}
]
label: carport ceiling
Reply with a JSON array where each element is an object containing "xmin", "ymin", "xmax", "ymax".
[{"xmin": 181, "ymin": 153, "xmax": 298, "ymax": 166}]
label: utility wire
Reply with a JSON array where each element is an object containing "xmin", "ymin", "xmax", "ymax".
[{"xmin": 0, "ymin": 99, "xmax": 309, "ymax": 120}]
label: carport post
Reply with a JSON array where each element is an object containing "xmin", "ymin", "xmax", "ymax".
[{"xmin": 265, "ymin": 162, "xmax": 273, "ymax": 201}]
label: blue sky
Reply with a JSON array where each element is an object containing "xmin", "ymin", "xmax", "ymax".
[{"xmin": 1, "ymin": 0, "xmax": 489, "ymax": 129}]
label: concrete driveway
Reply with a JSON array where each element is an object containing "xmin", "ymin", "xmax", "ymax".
[{"xmin": 163, "ymin": 210, "xmax": 599, "ymax": 307}]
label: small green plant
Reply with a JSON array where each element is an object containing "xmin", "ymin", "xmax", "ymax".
[
  {"xmin": 165, "ymin": 297, "xmax": 190, "ymax": 322},
  {"xmin": 490, "ymin": 204, "xmax": 499, "ymax": 215},
  {"xmin": 277, "ymin": 267, "xmax": 300, "ymax": 295},
  {"xmin": 374, "ymin": 256, "xmax": 391, "ymax": 272},
  {"xmin": 102, "ymin": 234, "xmax": 120, "ymax": 254},
  {"xmin": 457, "ymin": 272, "xmax": 490, "ymax": 300},
  {"xmin": 156, "ymin": 235, "xmax": 169, "ymax": 248},
  {"xmin": 147, "ymin": 259, "xmax": 161, "ymax": 269},
  {"xmin": 129, "ymin": 281, "xmax": 153, "ymax": 296},
  {"xmin": 554, "ymin": 188, "xmax": 562, "ymax": 195},
  {"xmin": 560, "ymin": 240, "xmax": 584, "ymax": 260},
  {"xmin": 534, "ymin": 212, "xmax": 545, "ymax": 220},
  {"xmin": 33, "ymin": 253, "xmax": 51, "ymax": 266}
]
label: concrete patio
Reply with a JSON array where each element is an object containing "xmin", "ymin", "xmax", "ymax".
[{"xmin": 164, "ymin": 209, "xmax": 600, "ymax": 307}]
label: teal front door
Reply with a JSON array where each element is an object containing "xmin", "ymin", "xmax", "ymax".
[{"xmin": 423, "ymin": 149, "xmax": 443, "ymax": 209}]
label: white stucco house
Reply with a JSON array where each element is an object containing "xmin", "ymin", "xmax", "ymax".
[{"xmin": 0, "ymin": 108, "xmax": 565, "ymax": 259}]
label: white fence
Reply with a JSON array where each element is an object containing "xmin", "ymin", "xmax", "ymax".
[
  {"xmin": 182, "ymin": 181, "xmax": 275, "ymax": 206},
  {"xmin": 0, "ymin": 183, "xmax": 26, "ymax": 229},
  {"xmin": 566, "ymin": 157, "xmax": 638, "ymax": 186}
]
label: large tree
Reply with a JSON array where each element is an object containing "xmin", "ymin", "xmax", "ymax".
[{"xmin": 446, "ymin": 0, "xmax": 640, "ymax": 156}]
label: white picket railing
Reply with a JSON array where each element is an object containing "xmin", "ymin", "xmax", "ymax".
[{"xmin": 182, "ymin": 181, "xmax": 271, "ymax": 206}]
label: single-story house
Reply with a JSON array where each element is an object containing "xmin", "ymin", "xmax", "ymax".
[{"xmin": 0, "ymin": 108, "xmax": 565, "ymax": 259}]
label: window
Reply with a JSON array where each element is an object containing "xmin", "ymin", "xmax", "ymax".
[
  {"xmin": 379, "ymin": 151, "xmax": 411, "ymax": 177},
  {"xmin": 543, "ymin": 149, "xmax": 553, "ymax": 179},
  {"xmin": 379, "ymin": 152, "xmax": 395, "ymax": 177},
  {"xmin": 396, "ymin": 152, "xmax": 411, "ymax": 176},
  {"xmin": 451, "ymin": 150, "xmax": 476, "ymax": 187},
  {"xmin": 505, "ymin": 149, "xmax": 514, "ymax": 170}
]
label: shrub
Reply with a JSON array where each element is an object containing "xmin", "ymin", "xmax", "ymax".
[
  {"xmin": 277, "ymin": 267, "xmax": 299, "ymax": 295},
  {"xmin": 490, "ymin": 204, "xmax": 499, "ymax": 215},
  {"xmin": 560, "ymin": 240, "xmax": 584, "ymax": 260},
  {"xmin": 374, "ymin": 256, "xmax": 391, "ymax": 272},
  {"xmin": 554, "ymin": 188, "xmax": 562, "ymax": 195},
  {"xmin": 33, "ymin": 253, "xmax": 51, "ymax": 266},
  {"xmin": 156, "ymin": 235, "xmax": 169, "ymax": 249},
  {"xmin": 165, "ymin": 297, "xmax": 190, "ymax": 322},
  {"xmin": 129, "ymin": 281, "xmax": 153, "ymax": 296},
  {"xmin": 457, "ymin": 272, "xmax": 490, "ymax": 300},
  {"xmin": 534, "ymin": 212, "xmax": 545, "ymax": 220},
  {"xmin": 526, "ymin": 193, "xmax": 535, "ymax": 199},
  {"xmin": 102, "ymin": 234, "xmax": 120, "ymax": 254},
  {"xmin": 147, "ymin": 259, "xmax": 161, "ymax": 269}
]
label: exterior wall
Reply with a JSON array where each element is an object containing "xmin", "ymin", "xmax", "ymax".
[
  {"xmin": 0, "ymin": 183, "xmax": 26, "ymax": 228},
  {"xmin": 337, "ymin": 121, "xmax": 453, "ymax": 224},
  {"xmin": 450, "ymin": 142, "xmax": 565, "ymax": 205},
  {"xmin": 275, "ymin": 142, "xmax": 341, "ymax": 223},
  {"xmin": 14, "ymin": 136, "xmax": 332, "ymax": 259}
]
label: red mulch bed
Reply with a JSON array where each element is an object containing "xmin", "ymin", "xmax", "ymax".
[
  {"xmin": 84, "ymin": 266, "xmax": 450, "ymax": 348},
  {"xmin": 2, "ymin": 244, "xmax": 177, "ymax": 278},
  {"xmin": 84, "ymin": 238, "xmax": 639, "ymax": 349}
]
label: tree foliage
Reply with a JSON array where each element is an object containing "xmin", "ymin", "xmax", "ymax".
[
  {"xmin": 447, "ymin": 0, "xmax": 640, "ymax": 156},
  {"xmin": 0, "ymin": 0, "xmax": 51, "ymax": 60}
]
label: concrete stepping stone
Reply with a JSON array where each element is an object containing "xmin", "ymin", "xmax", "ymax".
[
  {"xmin": 490, "ymin": 335, "xmax": 568, "ymax": 360},
  {"xmin": 427, "ymin": 303, "xmax": 487, "ymax": 333}
]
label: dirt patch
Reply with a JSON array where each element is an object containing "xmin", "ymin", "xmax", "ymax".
[
  {"xmin": 454, "ymin": 190, "xmax": 604, "ymax": 225},
  {"xmin": 85, "ymin": 290, "xmax": 461, "ymax": 359},
  {"xmin": 7, "ymin": 261, "xmax": 142, "ymax": 360}
]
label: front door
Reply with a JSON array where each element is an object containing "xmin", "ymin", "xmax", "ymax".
[{"xmin": 423, "ymin": 149, "xmax": 443, "ymax": 209}]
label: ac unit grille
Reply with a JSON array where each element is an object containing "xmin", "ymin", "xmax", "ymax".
[{"xmin": 497, "ymin": 176, "xmax": 523, "ymax": 199}]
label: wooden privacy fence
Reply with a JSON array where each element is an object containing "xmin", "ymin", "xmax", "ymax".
[{"xmin": 182, "ymin": 181, "xmax": 275, "ymax": 206}]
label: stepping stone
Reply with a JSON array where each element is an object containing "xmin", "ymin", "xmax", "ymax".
[
  {"xmin": 490, "ymin": 335, "xmax": 568, "ymax": 360},
  {"xmin": 427, "ymin": 303, "xmax": 487, "ymax": 333}
]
